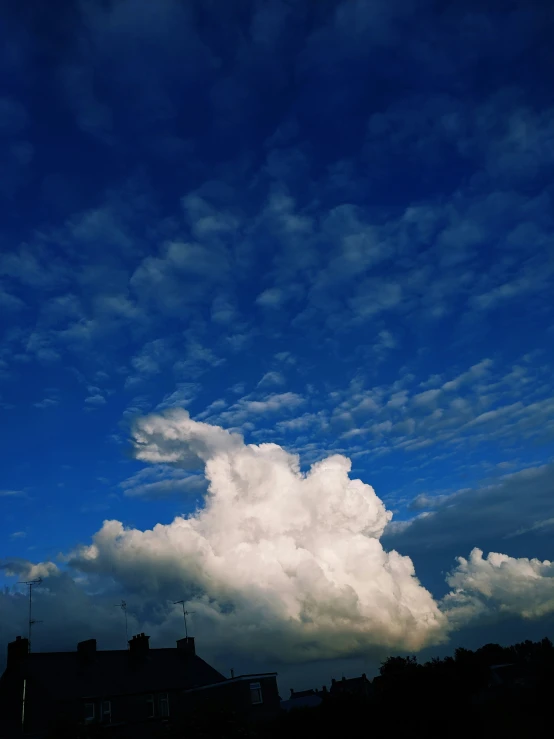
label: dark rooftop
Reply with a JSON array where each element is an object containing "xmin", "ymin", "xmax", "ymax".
[
  {"xmin": 290, "ymin": 688, "xmax": 318, "ymax": 699},
  {"xmin": 330, "ymin": 673, "xmax": 371, "ymax": 692},
  {"xmin": 3, "ymin": 641, "xmax": 227, "ymax": 699}
]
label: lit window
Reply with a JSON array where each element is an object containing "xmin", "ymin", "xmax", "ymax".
[
  {"xmin": 84, "ymin": 703, "xmax": 95, "ymax": 722},
  {"xmin": 102, "ymin": 701, "xmax": 111, "ymax": 723},
  {"xmin": 250, "ymin": 682, "xmax": 263, "ymax": 705},
  {"xmin": 159, "ymin": 693, "xmax": 169, "ymax": 717},
  {"xmin": 146, "ymin": 694, "xmax": 155, "ymax": 718}
]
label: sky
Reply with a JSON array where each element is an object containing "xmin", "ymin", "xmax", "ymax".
[{"xmin": 1, "ymin": 0, "xmax": 554, "ymax": 692}]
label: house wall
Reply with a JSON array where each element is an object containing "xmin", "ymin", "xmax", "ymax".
[
  {"xmin": 3, "ymin": 674, "xmax": 65, "ymax": 736},
  {"xmin": 180, "ymin": 676, "xmax": 280, "ymax": 721},
  {"xmin": 0, "ymin": 670, "xmax": 23, "ymax": 737},
  {"xmin": 1, "ymin": 660, "xmax": 279, "ymax": 735},
  {"xmin": 73, "ymin": 689, "xmax": 177, "ymax": 727},
  {"xmin": 18, "ymin": 687, "xmax": 176, "ymax": 733},
  {"xmin": 26, "ymin": 678, "xmax": 84, "ymax": 735}
]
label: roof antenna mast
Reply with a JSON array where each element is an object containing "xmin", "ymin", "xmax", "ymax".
[
  {"xmin": 114, "ymin": 600, "xmax": 129, "ymax": 648},
  {"xmin": 17, "ymin": 578, "xmax": 43, "ymax": 654},
  {"xmin": 173, "ymin": 600, "xmax": 195, "ymax": 639}
]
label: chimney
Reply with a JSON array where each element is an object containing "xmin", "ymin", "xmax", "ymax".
[
  {"xmin": 7, "ymin": 636, "xmax": 29, "ymax": 669},
  {"xmin": 362, "ymin": 672, "xmax": 366, "ymax": 680},
  {"xmin": 331, "ymin": 678, "xmax": 336, "ymax": 685},
  {"xmin": 342, "ymin": 675, "xmax": 346, "ymax": 681},
  {"xmin": 322, "ymin": 685, "xmax": 327, "ymax": 693},
  {"xmin": 129, "ymin": 633, "xmax": 150, "ymax": 655},
  {"xmin": 176, "ymin": 636, "xmax": 195, "ymax": 656},
  {"xmin": 230, "ymin": 668, "xmax": 235, "ymax": 679},
  {"xmin": 77, "ymin": 639, "xmax": 97, "ymax": 658},
  {"xmin": 290, "ymin": 688, "xmax": 294, "ymax": 697}
]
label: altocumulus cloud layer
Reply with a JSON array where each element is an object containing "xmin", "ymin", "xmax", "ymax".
[{"xmin": 29, "ymin": 409, "xmax": 548, "ymax": 663}]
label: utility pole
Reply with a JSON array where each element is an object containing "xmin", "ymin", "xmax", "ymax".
[
  {"xmin": 114, "ymin": 600, "xmax": 129, "ymax": 647},
  {"xmin": 18, "ymin": 578, "xmax": 42, "ymax": 653},
  {"xmin": 173, "ymin": 601, "xmax": 195, "ymax": 639}
]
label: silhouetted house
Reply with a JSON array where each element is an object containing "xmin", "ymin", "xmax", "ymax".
[
  {"xmin": 180, "ymin": 671, "xmax": 281, "ymax": 722},
  {"xmin": 371, "ymin": 674, "xmax": 384, "ymax": 694},
  {"xmin": 0, "ymin": 633, "xmax": 279, "ymax": 737},
  {"xmin": 329, "ymin": 673, "xmax": 373, "ymax": 699},
  {"xmin": 281, "ymin": 687, "xmax": 325, "ymax": 712}
]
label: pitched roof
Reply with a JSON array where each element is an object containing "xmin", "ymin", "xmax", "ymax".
[
  {"xmin": 291, "ymin": 689, "xmax": 318, "ymax": 699},
  {"xmin": 182, "ymin": 673, "xmax": 278, "ymax": 693},
  {"xmin": 281, "ymin": 694, "xmax": 323, "ymax": 711},
  {"xmin": 330, "ymin": 674, "xmax": 371, "ymax": 692},
  {"xmin": 8, "ymin": 648, "xmax": 226, "ymax": 700}
]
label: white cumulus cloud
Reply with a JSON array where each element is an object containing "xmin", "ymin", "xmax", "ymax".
[
  {"xmin": 69, "ymin": 408, "xmax": 448, "ymax": 660},
  {"xmin": 441, "ymin": 547, "xmax": 554, "ymax": 627},
  {"xmin": 7, "ymin": 414, "xmax": 554, "ymax": 667}
]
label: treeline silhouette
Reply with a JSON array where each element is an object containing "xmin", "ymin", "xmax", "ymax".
[
  {"xmin": 267, "ymin": 637, "xmax": 553, "ymax": 739},
  {"xmin": 53, "ymin": 637, "xmax": 554, "ymax": 738}
]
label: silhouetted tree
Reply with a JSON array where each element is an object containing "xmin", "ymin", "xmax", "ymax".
[{"xmin": 379, "ymin": 654, "xmax": 419, "ymax": 678}]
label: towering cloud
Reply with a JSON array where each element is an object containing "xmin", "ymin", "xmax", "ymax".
[
  {"xmin": 70, "ymin": 409, "xmax": 448, "ymax": 660},
  {"xmin": 6, "ymin": 411, "xmax": 554, "ymax": 665}
]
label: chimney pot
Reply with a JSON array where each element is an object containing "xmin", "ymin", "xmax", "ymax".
[
  {"xmin": 7, "ymin": 636, "xmax": 29, "ymax": 669},
  {"xmin": 129, "ymin": 633, "xmax": 150, "ymax": 654},
  {"xmin": 176, "ymin": 636, "xmax": 195, "ymax": 656},
  {"xmin": 77, "ymin": 639, "xmax": 97, "ymax": 656}
]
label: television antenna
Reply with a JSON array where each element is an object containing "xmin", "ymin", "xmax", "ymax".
[
  {"xmin": 17, "ymin": 578, "xmax": 43, "ymax": 653},
  {"xmin": 114, "ymin": 600, "xmax": 129, "ymax": 647},
  {"xmin": 173, "ymin": 601, "xmax": 195, "ymax": 639}
]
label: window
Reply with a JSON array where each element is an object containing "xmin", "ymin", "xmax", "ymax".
[
  {"xmin": 101, "ymin": 701, "xmax": 111, "ymax": 723},
  {"xmin": 250, "ymin": 682, "xmax": 263, "ymax": 705},
  {"xmin": 84, "ymin": 703, "xmax": 95, "ymax": 722},
  {"xmin": 146, "ymin": 694, "xmax": 155, "ymax": 718},
  {"xmin": 159, "ymin": 693, "xmax": 169, "ymax": 717}
]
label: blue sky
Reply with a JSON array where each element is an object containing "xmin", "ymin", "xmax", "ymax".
[{"xmin": 1, "ymin": 0, "xmax": 554, "ymax": 688}]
